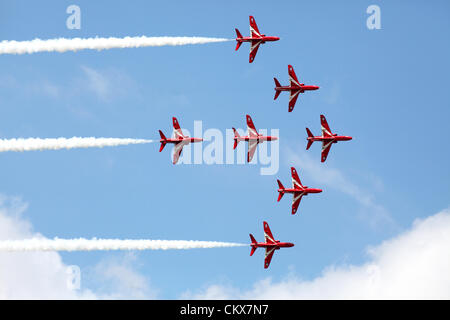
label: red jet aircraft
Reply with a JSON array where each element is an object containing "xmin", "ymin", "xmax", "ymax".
[
  {"xmin": 159, "ymin": 117, "xmax": 203, "ymax": 164},
  {"xmin": 233, "ymin": 115, "xmax": 278, "ymax": 162},
  {"xmin": 250, "ymin": 221, "xmax": 294, "ymax": 269},
  {"xmin": 274, "ymin": 65, "xmax": 320, "ymax": 112},
  {"xmin": 277, "ymin": 167, "xmax": 322, "ymax": 215},
  {"xmin": 235, "ymin": 16, "xmax": 280, "ymax": 63},
  {"xmin": 306, "ymin": 114, "xmax": 352, "ymax": 162}
]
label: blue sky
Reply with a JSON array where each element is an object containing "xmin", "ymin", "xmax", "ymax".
[{"xmin": 0, "ymin": 0, "xmax": 449, "ymax": 298}]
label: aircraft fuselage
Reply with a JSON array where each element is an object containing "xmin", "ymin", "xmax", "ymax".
[
  {"xmin": 308, "ymin": 135, "xmax": 352, "ymax": 143},
  {"xmin": 237, "ymin": 36, "xmax": 280, "ymax": 43},
  {"xmin": 275, "ymin": 85, "xmax": 320, "ymax": 92},
  {"xmin": 279, "ymin": 187, "xmax": 322, "ymax": 195},
  {"xmin": 252, "ymin": 241, "xmax": 294, "ymax": 249},
  {"xmin": 160, "ymin": 137, "xmax": 203, "ymax": 144},
  {"xmin": 234, "ymin": 136, "xmax": 278, "ymax": 142}
]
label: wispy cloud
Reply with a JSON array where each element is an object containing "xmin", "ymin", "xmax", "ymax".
[
  {"xmin": 87, "ymin": 253, "xmax": 157, "ymax": 300},
  {"xmin": 79, "ymin": 66, "xmax": 138, "ymax": 102},
  {"xmin": 0, "ymin": 65, "xmax": 139, "ymax": 103},
  {"xmin": 285, "ymin": 146, "xmax": 394, "ymax": 228}
]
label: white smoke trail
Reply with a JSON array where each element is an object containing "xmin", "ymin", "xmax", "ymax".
[
  {"xmin": 0, "ymin": 137, "xmax": 152, "ymax": 152},
  {"xmin": 0, "ymin": 36, "xmax": 232, "ymax": 55},
  {"xmin": 0, "ymin": 238, "xmax": 246, "ymax": 252}
]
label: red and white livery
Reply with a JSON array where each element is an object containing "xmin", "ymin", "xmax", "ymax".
[
  {"xmin": 235, "ymin": 16, "xmax": 280, "ymax": 63},
  {"xmin": 232, "ymin": 114, "xmax": 278, "ymax": 162},
  {"xmin": 306, "ymin": 114, "xmax": 352, "ymax": 162},
  {"xmin": 159, "ymin": 117, "xmax": 203, "ymax": 164},
  {"xmin": 250, "ymin": 221, "xmax": 294, "ymax": 269},
  {"xmin": 277, "ymin": 167, "xmax": 322, "ymax": 215},
  {"xmin": 274, "ymin": 65, "xmax": 320, "ymax": 112}
]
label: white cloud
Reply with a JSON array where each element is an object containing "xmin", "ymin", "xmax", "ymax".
[
  {"xmin": 185, "ymin": 208, "xmax": 450, "ymax": 299},
  {"xmin": 0, "ymin": 195, "xmax": 95, "ymax": 299},
  {"xmin": 86, "ymin": 253, "xmax": 157, "ymax": 299},
  {"xmin": 0, "ymin": 195, "xmax": 154, "ymax": 299}
]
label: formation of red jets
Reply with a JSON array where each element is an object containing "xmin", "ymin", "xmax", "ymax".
[{"xmin": 159, "ymin": 16, "xmax": 352, "ymax": 268}]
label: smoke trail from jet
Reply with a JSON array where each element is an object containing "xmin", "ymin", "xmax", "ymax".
[
  {"xmin": 0, "ymin": 137, "xmax": 153, "ymax": 152},
  {"xmin": 0, "ymin": 238, "xmax": 246, "ymax": 252},
  {"xmin": 0, "ymin": 36, "xmax": 232, "ymax": 55}
]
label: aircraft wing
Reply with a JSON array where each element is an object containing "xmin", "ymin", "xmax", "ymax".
[
  {"xmin": 263, "ymin": 221, "xmax": 276, "ymax": 244},
  {"xmin": 288, "ymin": 65, "xmax": 301, "ymax": 87},
  {"xmin": 172, "ymin": 141, "xmax": 185, "ymax": 164},
  {"xmin": 246, "ymin": 115, "xmax": 258, "ymax": 138},
  {"xmin": 291, "ymin": 167, "xmax": 304, "ymax": 190},
  {"xmin": 249, "ymin": 40, "xmax": 262, "ymax": 63},
  {"xmin": 249, "ymin": 16, "xmax": 262, "ymax": 38},
  {"xmin": 321, "ymin": 140, "xmax": 333, "ymax": 163},
  {"xmin": 247, "ymin": 139, "xmax": 258, "ymax": 162},
  {"xmin": 264, "ymin": 247, "xmax": 276, "ymax": 269},
  {"xmin": 288, "ymin": 90, "xmax": 300, "ymax": 112},
  {"xmin": 292, "ymin": 192, "xmax": 303, "ymax": 215},
  {"xmin": 172, "ymin": 117, "xmax": 185, "ymax": 139},
  {"xmin": 320, "ymin": 114, "xmax": 333, "ymax": 137}
]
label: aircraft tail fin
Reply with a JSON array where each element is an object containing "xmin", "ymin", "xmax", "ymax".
[
  {"xmin": 235, "ymin": 29, "xmax": 243, "ymax": 51},
  {"xmin": 232, "ymin": 128, "xmax": 240, "ymax": 149},
  {"xmin": 249, "ymin": 234, "xmax": 257, "ymax": 256},
  {"xmin": 277, "ymin": 179, "xmax": 285, "ymax": 202},
  {"xmin": 159, "ymin": 130, "xmax": 167, "ymax": 152},
  {"xmin": 273, "ymin": 78, "xmax": 281, "ymax": 100},
  {"xmin": 306, "ymin": 128, "xmax": 314, "ymax": 150}
]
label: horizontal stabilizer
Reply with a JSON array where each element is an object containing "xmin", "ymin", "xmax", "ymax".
[
  {"xmin": 274, "ymin": 78, "xmax": 281, "ymax": 100},
  {"xmin": 159, "ymin": 141, "xmax": 166, "ymax": 152},
  {"xmin": 277, "ymin": 179, "xmax": 284, "ymax": 190},
  {"xmin": 249, "ymin": 234, "xmax": 257, "ymax": 256},
  {"xmin": 232, "ymin": 128, "xmax": 240, "ymax": 150},
  {"xmin": 235, "ymin": 28, "xmax": 243, "ymax": 39},
  {"xmin": 249, "ymin": 234, "xmax": 257, "ymax": 245},
  {"xmin": 274, "ymin": 77, "xmax": 281, "ymax": 88},
  {"xmin": 277, "ymin": 191, "xmax": 284, "ymax": 202},
  {"xmin": 306, "ymin": 128, "xmax": 314, "ymax": 150}
]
